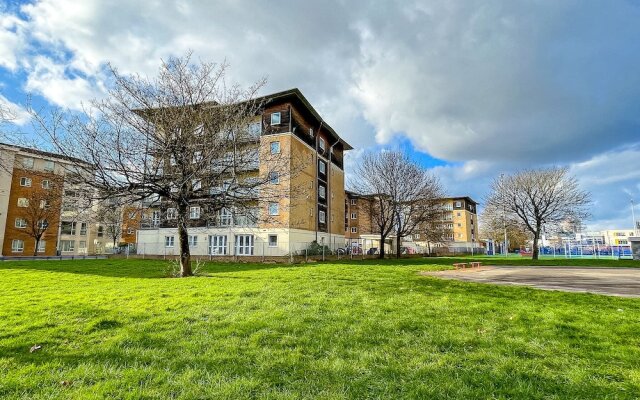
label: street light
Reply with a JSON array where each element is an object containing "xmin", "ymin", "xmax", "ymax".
[{"xmin": 632, "ymin": 198, "xmax": 638, "ymax": 236}]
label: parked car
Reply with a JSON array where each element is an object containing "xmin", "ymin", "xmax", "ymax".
[{"xmin": 366, "ymin": 247, "xmax": 379, "ymax": 255}]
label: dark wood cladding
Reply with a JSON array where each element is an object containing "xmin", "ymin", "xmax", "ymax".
[{"xmin": 262, "ymin": 101, "xmax": 345, "ymax": 170}]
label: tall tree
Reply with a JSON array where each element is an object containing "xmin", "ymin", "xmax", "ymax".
[
  {"xmin": 351, "ymin": 151, "xmax": 443, "ymax": 258},
  {"xmin": 31, "ymin": 53, "xmax": 289, "ymax": 276},
  {"xmin": 485, "ymin": 167, "xmax": 591, "ymax": 259}
]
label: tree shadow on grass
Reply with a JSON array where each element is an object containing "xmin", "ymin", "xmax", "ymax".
[{"xmin": 0, "ymin": 259, "xmax": 294, "ymax": 279}]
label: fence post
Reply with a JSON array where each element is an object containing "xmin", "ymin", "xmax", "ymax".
[
  {"xmin": 290, "ymin": 243, "xmax": 293, "ymax": 264},
  {"xmin": 322, "ymin": 245, "xmax": 325, "ymax": 262},
  {"xmin": 305, "ymin": 248, "xmax": 308, "ymax": 263},
  {"xmin": 262, "ymin": 242, "xmax": 265, "ymax": 263}
]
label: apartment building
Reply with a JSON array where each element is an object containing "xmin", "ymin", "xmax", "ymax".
[
  {"xmin": 428, "ymin": 197, "xmax": 479, "ymax": 247},
  {"xmin": 136, "ymin": 88, "xmax": 352, "ymax": 256},
  {"xmin": 0, "ymin": 143, "xmax": 99, "ymax": 256}
]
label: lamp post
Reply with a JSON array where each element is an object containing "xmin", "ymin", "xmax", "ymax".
[{"xmin": 632, "ymin": 199, "xmax": 638, "ymax": 236}]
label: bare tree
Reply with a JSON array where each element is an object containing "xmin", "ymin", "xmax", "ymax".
[
  {"xmin": 485, "ymin": 167, "xmax": 591, "ymax": 259},
  {"xmin": 352, "ymin": 151, "xmax": 443, "ymax": 258},
  {"xmin": 10, "ymin": 176, "xmax": 63, "ymax": 256},
  {"xmin": 96, "ymin": 199, "xmax": 125, "ymax": 250},
  {"xmin": 31, "ymin": 53, "xmax": 292, "ymax": 276}
]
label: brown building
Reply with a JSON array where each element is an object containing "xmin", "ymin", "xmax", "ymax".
[
  {"xmin": 136, "ymin": 88, "xmax": 353, "ymax": 256},
  {"xmin": 0, "ymin": 143, "xmax": 99, "ymax": 256}
]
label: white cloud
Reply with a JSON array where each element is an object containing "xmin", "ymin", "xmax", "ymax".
[
  {"xmin": 0, "ymin": 12, "xmax": 28, "ymax": 71},
  {"xmin": 0, "ymin": 94, "xmax": 30, "ymax": 125}
]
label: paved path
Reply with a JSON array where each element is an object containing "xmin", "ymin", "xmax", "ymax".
[{"xmin": 422, "ymin": 266, "xmax": 640, "ymax": 297}]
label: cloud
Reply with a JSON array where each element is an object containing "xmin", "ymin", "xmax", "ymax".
[
  {"xmin": 0, "ymin": 93, "xmax": 30, "ymax": 125},
  {"xmin": 1, "ymin": 0, "xmax": 639, "ymax": 230}
]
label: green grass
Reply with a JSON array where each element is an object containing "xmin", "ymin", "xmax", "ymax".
[{"xmin": 0, "ymin": 258, "xmax": 639, "ymax": 399}]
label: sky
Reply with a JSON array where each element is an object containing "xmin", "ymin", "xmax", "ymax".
[{"xmin": 1, "ymin": 0, "xmax": 639, "ymax": 231}]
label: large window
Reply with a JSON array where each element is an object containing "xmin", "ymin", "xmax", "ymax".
[
  {"xmin": 60, "ymin": 240, "xmax": 75, "ymax": 252},
  {"xmin": 188, "ymin": 235, "xmax": 198, "ymax": 247},
  {"xmin": 318, "ymin": 160, "xmax": 326, "ymax": 175},
  {"xmin": 79, "ymin": 222, "xmax": 87, "ymax": 236},
  {"xmin": 17, "ymin": 198, "xmax": 29, "ymax": 207},
  {"xmin": 152, "ymin": 211, "xmax": 160, "ymax": 226},
  {"xmin": 218, "ymin": 208, "xmax": 232, "ymax": 226},
  {"xmin": 189, "ymin": 206, "xmax": 201, "ymax": 219},
  {"xmin": 235, "ymin": 235, "xmax": 254, "ymax": 255},
  {"xmin": 20, "ymin": 177, "xmax": 32, "ymax": 187},
  {"xmin": 11, "ymin": 239, "xmax": 24, "ymax": 252},
  {"xmin": 165, "ymin": 236, "xmax": 175, "ymax": 248},
  {"xmin": 270, "ymin": 112, "xmax": 281, "ymax": 125},
  {"xmin": 15, "ymin": 218, "xmax": 27, "ymax": 228},
  {"xmin": 78, "ymin": 241, "xmax": 87, "ymax": 252},
  {"xmin": 268, "ymin": 202, "xmax": 279, "ymax": 216},
  {"xmin": 209, "ymin": 235, "xmax": 227, "ymax": 255},
  {"xmin": 43, "ymin": 160, "xmax": 55, "ymax": 172},
  {"xmin": 21, "ymin": 157, "xmax": 34, "ymax": 169},
  {"xmin": 270, "ymin": 141, "xmax": 280, "ymax": 154},
  {"xmin": 37, "ymin": 240, "xmax": 46, "ymax": 253},
  {"xmin": 319, "ymin": 185, "xmax": 326, "ymax": 199},
  {"xmin": 166, "ymin": 208, "xmax": 177, "ymax": 220},
  {"xmin": 61, "ymin": 221, "xmax": 76, "ymax": 235}
]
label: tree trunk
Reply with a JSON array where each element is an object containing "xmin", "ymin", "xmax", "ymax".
[
  {"xmin": 396, "ymin": 235, "xmax": 402, "ymax": 258},
  {"xmin": 378, "ymin": 233, "xmax": 386, "ymax": 259},
  {"xmin": 34, "ymin": 238, "xmax": 40, "ymax": 256},
  {"xmin": 532, "ymin": 227, "xmax": 541, "ymax": 260},
  {"xmin": 177, "ymin": 206, "xmax": 193, "ymax": 277}
]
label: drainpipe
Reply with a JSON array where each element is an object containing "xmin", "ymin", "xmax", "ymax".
[{"xmin": 327, "ymin": 140, "xmax": 338, "ymax": 250}]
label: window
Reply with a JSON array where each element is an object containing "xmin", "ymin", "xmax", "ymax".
[
  {"xmin": 457, "ymin": 223, "xmax": 462, "ymax": 227},
  {"xmin": 165, "ymin": 236, "xmax": 175, "ymax": 248},
  {"xmin": 268, "ymin": 235, "xmax": 278, "ymax": 247},
  {"xmin": 192, "ymin": 179, "xmax": 202, "ymax": 191},
  {"xmin": 60, "ymin": 240, "xmax": 75, "ymax": 252},
  {"xmin": 152, "ymin": 211, "xmax": 160, "ymax": 226},
  {"xmin": 61, "ymin": 221, "xmax": 76, "ymax": 235},
  {"xmin": 455, "ymin": 201, "xmax": 462, "ymax": 208},
  {"xmin": 11, "ymin": 239, "xmax": 24, "ymax": 252},
  {"xmin": 350, "ymin": 199, "xmax": 356, "ymax": 205},
  {"xmin": 42, "ymin": 180, "xmax": 51, "ymax": 189},
  {"xmin": 319, "ymin": 210, "xmax": 326, "ymax": 223},
  {"xmin": 38, "ymin": 220, "xmax": 48, "ymax": 229},
  {"xmin": 21, "ymin": 157, "xmax": 34, "ymax": 169},
  {"xmin": 351, "ymin": 213, "xmax": 357, "ymax": 219},
  {"xmin": 270, "ymin": 112, "xmax": 281, "ymax": 125},
  {"xmin": 166, "ymin": 208, "xmax": 177, "ymax": 220},
  {"xmin": 170, "ymin": 156, "xmax": 177, "ymax": 166},
  {"xmin": 127, "ymin": 228, "xmax": 134, "ymax": 235},
  {"xmin": 209, "ymin": 235, "xmax": 227, "ymax": 255},
  {"xmin": 78, "ymin": 241, "xmax": 86, "ymax": 251},
  {"xmin": 268, "ymin": 202, "xmax": 279, "ymax": 216},
  {"xmin": 193, "ymin": 151, "xmax": 203, "ymax": 163},
  {"xmin": 219, "ymin": 208, "xmax": 232, "ymax": 226},
  {"xmin": 235, "ymin": 234, "xmax": 254, "ymax": 255},
  {"xmin": 15, "ymin": 218, "xmax": 27, "ymax": 228},
  {"xmin": 188, "ymin": 235, "xmax": 198, "ymax": 247},
  {"xmin": 269, "ymin": 171, "xmax": 279, "ymax": 184},
  {"xmin": 248, "ymin": 121, "xmax": 261, "ymax": 137},
  {"xmin": 17, "ymin": 198, "xmax": 29, "ymax": 207},
  {"xmin": 319, "ymin": 137, "xmax": 326, "ymax": 152},
  {"xmin": 270, "ymin": 141, "xmax": 280, "ymax": 154},
  {"xmin": 37, "ymin": 240, "xmax": 46, "ymax": 253},
  {"xmin": 190, "ymin": 206, "xmax": 201, "ymax": 219},
  {"xmin": 318, "ymin": 160, "xmax": 326, "ymax": 175},
  {"xmin": 457, "ymin": 212, "xmax": 461, "ymax": 217},
  {"xmin": 20, "ymin": 177, "xmax": 32, "ymax": 187},
  {"xmin": 351, "ymin": 227, "xmax": 357, "ymax": 233},
  {"xmin": 97, "ymin": 226, "xmax": 104, "ymax": 237},
  {"xmin": 319, "ymin": 185, "xmax": 326, "ymax": 199},
  {"xmin": 40, "ymin": 200, "xmax": 50, "ymax": 209},
  {"xmin": 43, "ymin": 160, "xmax": 55, "ymax": 172}
]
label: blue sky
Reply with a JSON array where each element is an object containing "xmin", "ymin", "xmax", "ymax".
[{"xmin": 1, "ymin": 0, "xmax": 640, "ymax": 231}]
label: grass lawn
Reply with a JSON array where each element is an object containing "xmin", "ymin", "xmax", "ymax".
[{"xmin": 1, "ymin": 258, "xmax": 639, "ymax": 399}]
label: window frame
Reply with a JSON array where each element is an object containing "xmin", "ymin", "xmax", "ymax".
[
  {"xmin": 269, "ymin": 171, "xmax": 279, "ymax": 184},
  {"xmin": 41, "ymin": 179, "xmax": 51, "ymax": 189},
  {"xmin": 319, "ymin": 137, "xmax": 326, "ymax": 152},
  {"xmin": 318, "ymin": 160, "xmax": 326, "ymax": 175},
  {"xmin": 351, "ymin": 227, "xmax": 357, "ymax": 233},
  {"xmin": 319, "ymin": 210, "xmax": 326, "ymax": 224},
  {"xmin": 165, "ymin": 236, "xmax": 175, "ymax": 248},
  {"xmin": 166, "ymin": 208, "xmax": 177, "ymax": 220},
  {"xmin": 209, "ymin": 235, "xmax": 228, "ymax": 255},
  {"xmin": 270, "ymin": 141, "xmax": 280, "ymax": 154},
  {"xmin": 351, "ymin": 212, "xmax": 357, "ymax": 219},
  {"xmin": 268, "ymin": 202, "xmax": 279, "ymax": 216},
  {"xmin": 11, "ymin": 239, "xmax": 24, "ymax": 252},
  {"xmin": 319, "ymin": 185, "xmax": 326, "ymax": 199},
  {"xmin": 17, "ymin": 198, "xmax": 29, "ymax": 207},
  {"xmin": 270, "ymin": 112, "xmax": 281, "ymax": 125},
  {"xmin": 19, "ymin": 177, "xmax": 32, "ymax": 187},
  {"xmin": 235, "ymin": 234, "xmax": 254, "ymax": 255},
  {"xmin": 189, "ymin": 206, "xmax": 201, "ymax": 219},
  {"xmin": 15, "ymin": 218, "xmax": 27, "ymax": 228},
  {"xmin": 268, "ymin": 234, "xmax": 278, "ymax": 247}
]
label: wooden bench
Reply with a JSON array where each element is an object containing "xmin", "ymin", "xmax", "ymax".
[
  {"xmin": 470, "ymin": 262, "xmax": 482, "ymax": 268},
  {"xmin": 453, "ymin": 263, "xmax": 468, "ymax": 270}
]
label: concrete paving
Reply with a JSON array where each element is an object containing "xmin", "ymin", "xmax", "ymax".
[{"xmin": 422, "ymin": 266, "xmax": 640, "ymax": 298}]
